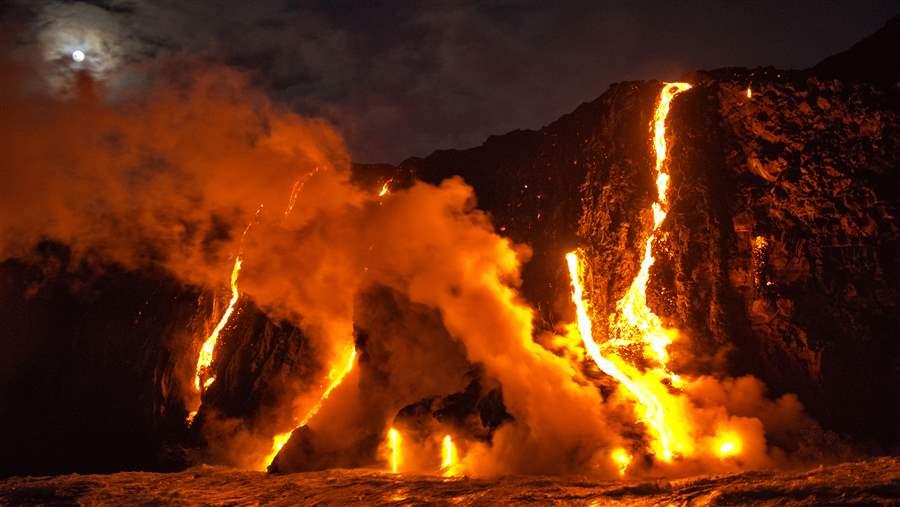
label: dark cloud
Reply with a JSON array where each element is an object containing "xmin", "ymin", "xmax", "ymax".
[{"xmin": 7, "ymin": 1, "xmax": 899, "ymax": 162}]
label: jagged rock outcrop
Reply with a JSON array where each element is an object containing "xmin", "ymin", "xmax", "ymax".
[
  {"xmin": 671, "ymin": 69, "xmax": 900, "ymax": 447},
  {"xmin": 0, "ymin": 243, "xmax": 317, "ymax": 476}
]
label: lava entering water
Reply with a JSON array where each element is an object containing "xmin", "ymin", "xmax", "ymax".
[
  {"xmin": 566, "ymin": 83, "xmax": 706, "ymax": 463},
  {"xmin": 260, "ymin": 345, "xmax": 358, "ymax": 470},
  {"xmin": 441, "ymin": 435, "xmax": 458, "ymax": 476},
  {"xmin": 566, "ymin": 251, "xmax": 682, "ymax": 461},
  {"xmin": 388, "ymin": 427, "xmax": 401, "ymax": 473},
  {"xmin": 611, "ymin": 447, "xmax": 632, "ymax": 476}
]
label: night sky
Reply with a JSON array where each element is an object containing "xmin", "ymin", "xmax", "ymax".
[{"xmin": 5, "ymin": 1, "xmax": 898, "ymax": 163}]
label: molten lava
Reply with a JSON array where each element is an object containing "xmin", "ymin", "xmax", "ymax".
[
  {"xmin": 714, "ymin": 432, "xmax": 742, "ymax": 459},
  {"xmin": 193, "ymin": 255, "xmax": 242, "ymax": 393},
  {"xmin": 378, "ymin": 179, "xmax": 391, "ymax": 197},
  {"xmin": 388, "ymin": 427, "xmax": 401, "ymax": 473},
  {"xmin": 566, "ymin": 83, "xmax": 691, "ymax": 461},
  {"xmin": 441, "ymin": 435, "xmax": 458, "ymax": 476},
  {"xmin": 606, "ymin": 82, "xmax": 691, "ymax": 372},
  {"xmin": 611, "ymin": 448, "xmax": 632, "ymax": 476},
  {"xmin": 565, "ymin": 83, "xmax": 728, "ymax": 464},
  {"xmin": 284, "ymin": 167, "xmax": 320, "ymax": 216},
  {"xmin": 261, "ymin": 346, "xmax": 357, "ymax": 469},
  {"xmin": 566, "ymin": 251, "xmax": 682, "ymax": 461},
  {"xmin": 190, "ymin": 206, "xmax": 263, "ymax": 410},
  {"xmin": 284, "ymin": 179, "xmax": 303, "ymax": 216}
]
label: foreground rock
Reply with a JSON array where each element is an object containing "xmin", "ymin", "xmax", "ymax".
[{"xmin": 2, "ymin": 457, "xmax": 899, "ymax": 506}]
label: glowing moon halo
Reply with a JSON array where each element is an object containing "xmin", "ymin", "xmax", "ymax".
[{"xmin": 71, "ymin": 49, "xmax": 85, "ymax": 62}]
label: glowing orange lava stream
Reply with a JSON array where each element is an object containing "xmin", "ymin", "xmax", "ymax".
[
  {"xmin": 284, "ymin": 167, "xmax": 320, "ymax": 216},
  {"xmin": 566, "ymin": 251, "xmax": 680, "ymax": 461},
  {"xmin": 378, "ymin": 179, "xmax": 391, "ymax": 197},
  {"xmin": 260, "ymin": 346, "xmax": 357, "ymax": 470},
  {"xmin": 388, "ymin": 427, "xmax": 401, "ymax": 473},
  {"xmin": 441, "ymin": 434, "xmax": 457, "ymax": 476},
  {"xmin": 565, "ymin": 83, "xmax": 694, "ymax": 463},
  {"xmin": 606, "ymin": 82, "xmax": 691, "ymax": 371},
  {"xmin": 187, "ymin": 206, "xmax": 265, "ymax": 426},
  {"xmin": 611, "ymin": 447, "xmax": 632, "ymax": 476},
  {"xmin": 192, "ymin": 255, "xmax": 242, "ymax": 394}
]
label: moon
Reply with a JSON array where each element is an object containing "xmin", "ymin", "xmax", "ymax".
[{"xmin": 72, "ymin": 49, "xmax": 85, "ymax": 62}]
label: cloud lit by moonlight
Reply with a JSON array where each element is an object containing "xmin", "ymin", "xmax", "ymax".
[
  {"xmin": 18, "ymin": 1, "xmax": 152, "ymax": 95},
  {"xmin": 32, "ymin": 2, "xmax": 140, "ymax": 75}
]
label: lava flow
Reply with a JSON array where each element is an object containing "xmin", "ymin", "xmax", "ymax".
[
  {"xmin": 378, "ymin": 179, "xmax": 392, "ymax": 197},
  {"xmin": 441, "ymin": 435, "xmax": 457, "ymax": 476},
  {"xmin": 388, "ymin": 428, "xmax": 401, "ymax": 474},
  {"xmin": 566, "ymin": 251, "xmax": 681, "ymax": 461},
  {"xmin": 284, "ymin": 167, "xmax": 320, "ymax": 216},
  {"xmin": 188, "ymin": 206, "xmax": 265, "ymax": 424},
  {"xmin": 260, "ymin": 345, "xmax": 358, "ymax": 470},
  {"xmin": 185, "ymin": 254, "xmax": 242, "ymax": 426},
  {"xmin": 606, "ymin": 82, "xmax": 692, "ymax": 372},
  {"xmin": 566, "ymin": 83, "xmax": 704, "ymax": 463},
  {"xmin": 192, "ymin": 255, "xmax": 242, "ymax": 394},
  {"xmin": 611, "ymin": 447, "xmax": 632, "ymax": 476}
]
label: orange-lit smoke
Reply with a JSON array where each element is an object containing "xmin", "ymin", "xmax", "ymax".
[{"xmin": 0, "ymin": 56, "xmax": 816, "ymax": 478}]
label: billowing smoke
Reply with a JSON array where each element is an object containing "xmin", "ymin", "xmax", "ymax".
[
  {"xmin": 0, "ymin": 49, "xmax": 631, "ymax": 477},
  {"xmin": 0, "ymin": 46, "xmax": 828, "ymax": 478}
]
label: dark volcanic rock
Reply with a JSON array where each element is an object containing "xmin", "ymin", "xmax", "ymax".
[
  {"xmin": 0, "ymin": 243, "xmax": 317, "ymax": 477},
  {"xmin": 0, "ymin": 243, "xmax": 197, "ymax": 477},
  {"xmin": 688, "ymin": 71, "xmax": 900, "ymax": 447},
  {"xmin": 812, "ymin": 14, "xmax": 900, "ymax": 85}
]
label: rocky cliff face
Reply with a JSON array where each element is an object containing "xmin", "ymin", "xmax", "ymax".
[
  {"xmin": 407, "ymin": 68, "xmax": 899, "ymax": 450},
  {"xmin": 670, "ymin": 70, "xmax": 899, "ymax": 448},
  {"xmin": 1, "ymin": 19, "xmax": 897, "ymax": 476},
  {"xmin": 0, "ymin": 244, "xmax": 197, "ymax": 476}
]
